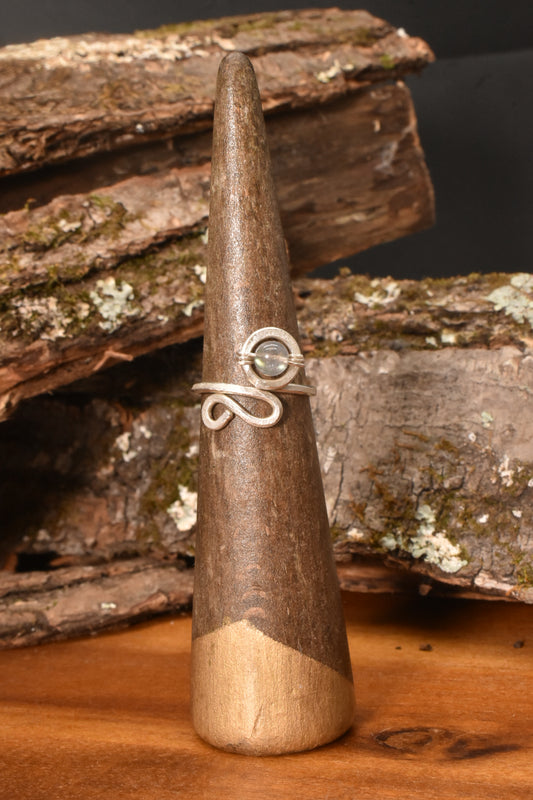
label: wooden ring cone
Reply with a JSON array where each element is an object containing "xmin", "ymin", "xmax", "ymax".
[{"xmin": 190, "ymin": 51, "xmax": 355, "ymax": 755}]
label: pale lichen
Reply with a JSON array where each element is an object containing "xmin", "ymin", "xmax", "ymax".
[
  {"xmin": 440, "ymin": 331, "xmax": 457, "ymax": 345},
  {"xmin": 114, "ymin": 423, "xmax": 152, "ymax": 462},
  {"xmin": 192, "ymin": 264, "xmax": 207, "ymax": 284},
  {"xmin": 316, "ymin": 60, "xmax": 342, "ymax": 83},
  {"xmin": 90, "ymin": 277, "xmax": 139, "ymax": 331},
  {"xmin": 486, "ymin": 273, "xmax": 533, "ymax": 328},
  {"xmin": 182, "ymin": 298, "xmax": 204, "ymax": 317},
  {"xmin": 354, "ymin": 278, "xmax": 401, "ymax": 308},
  {"xmin": 10, "ymin": 294, "xmax": 90, "ymax": 341},
  {"xmin": 380, "ymin": 533, "xmax": 398, "ymax": 550},
  {"xmin": 345, "ymin": 526, "xmax": 366, "ymax": 542},
  {"xmin": 0, "ymin": 33, "xmax": 210, "ymax": 66},
  {"xmin": 57, "ymin": 218, "xmax": 82, "ymax": 234},
  {"xmin": 167, "ymin": 486, "xmax": 197, "ymax": 531},
  {"xmin": 481, "ymin": 411, "xmax": 494, "ymax": 429},
  {"xmin": 496, "ymin": 455, "xmax": 515, "ymax": 488},
  {"xmin": 381, "ymin": 503, "xmax": 467, "ymax": 574},
  {"xmin": 316, "ymin": 59, "xmax": 355, "ymax": 83},
  {"xmin": 114, "ymin": 432, "xmax": 137, "ymax": 462}
]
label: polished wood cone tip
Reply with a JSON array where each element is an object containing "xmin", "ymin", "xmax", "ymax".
[
  {"xmin": 202, "ymin": 50, "xmax": 299, "ymax": 381},
  {"xmin": 191, "ymin": 52, "xmax": 355, "ymax": 756}
]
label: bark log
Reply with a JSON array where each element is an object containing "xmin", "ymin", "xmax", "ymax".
[
  {"xmin": 0, "ymin": 558, "xmax": 193, "ymax": 648},
  {"xmin": 5, "ymin": 12, "xmax": 527, "ymax": 649},
  {"xmin": 1, "ymin": 272, "xmax": 532, "ymax": 648},
  {"xmin": 0, "ymin": 8, "xmax": 433, "ymax": 178},
  {"xmin": 0, "ymin": 78, "xmax": 434, "ymax": 419}
]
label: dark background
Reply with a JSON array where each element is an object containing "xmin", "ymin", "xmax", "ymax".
[{"xmin": 2, "ymin": 2, "xmax": 532, "ymax": 279}]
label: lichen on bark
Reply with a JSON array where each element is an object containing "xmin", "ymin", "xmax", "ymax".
[{"xmin": 2, "ymin": 330, "xmax": 532, "ymax": 603}]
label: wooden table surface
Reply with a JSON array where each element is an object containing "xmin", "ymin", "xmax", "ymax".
[{"xmin": 1, "ymin": 592, "xmax": 531, "ymax": 799}]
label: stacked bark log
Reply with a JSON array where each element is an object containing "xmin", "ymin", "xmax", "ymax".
[
  {"xmin": 0, "ymin": 8, "xmax": 434, "ymax": 417},
  {"xmin": 1, "ymin": 9, "xmax": 531, "ymax": 649}
]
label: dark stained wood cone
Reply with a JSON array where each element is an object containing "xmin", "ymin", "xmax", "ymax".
[{"xmin": 190, "ymin": 52, "xmax": 355, "ymax": 755}]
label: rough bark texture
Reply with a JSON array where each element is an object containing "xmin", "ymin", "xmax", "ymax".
[
  {"xmin": 0, "ymin": 559, "xmax": 193, "ymax": 648},
  {"xmin": 0, "ymin": 8, "xmax": 433, "ymax": 177},
  {"xmin": 4, "ymin": 11, "xmax": 526, "ymax": 650},
  {"xmin": 0, "ymin": 9, "xmax": 435, "ymax": 421},
  {"xmin": 1, "ymin": 273, "xmax": 532, "ymax": 647},
  {"xmin": 0, "ymin": 82, "xmax": 433, "ymax": 420}
]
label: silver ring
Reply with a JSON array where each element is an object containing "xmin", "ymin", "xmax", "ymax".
[{"xmin": 192, "ymin": 327, "xmax": 315, "ymax": 429}]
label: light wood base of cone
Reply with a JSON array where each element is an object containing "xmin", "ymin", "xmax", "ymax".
[{"xmin": 191, "ymin": 619, "xmax": 355, "ymax": 755}]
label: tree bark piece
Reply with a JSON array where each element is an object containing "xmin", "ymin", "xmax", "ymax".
[
  {"xmin": 0, "ymin": 558, "xmax": 193, "ymax": 648},
  {"xmin": 0, "ymin": 10, "xmax": 435, "ymax": 420},
  {"xmin": 1, "ymin": 272, "xmax": 532, "ymax": 653},
  {"xmin": 0, "ymin": 8, "xmax": 433, "ymax": 177},
  {"xmin": 0, "ymin": 77, "xmax": 434, "ymax": 420}
]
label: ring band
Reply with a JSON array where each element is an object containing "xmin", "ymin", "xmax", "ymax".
[{"xmin": 192, "ymin": 327, "xmax": 315, "ymax": 430}]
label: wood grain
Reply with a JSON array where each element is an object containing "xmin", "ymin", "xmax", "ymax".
[{"xmin": 0, "ymin": 593, "xmax": 531, "ymax": 800}]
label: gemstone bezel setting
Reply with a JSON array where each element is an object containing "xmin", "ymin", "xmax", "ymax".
[{"xmin": 239, "ymin": 327, "xmax": 303, "ymax": 390}]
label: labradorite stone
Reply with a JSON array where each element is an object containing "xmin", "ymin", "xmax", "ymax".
[{"xmin": 253, "ymin": 340, "xmax": 290, "ymax": 377}]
